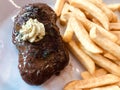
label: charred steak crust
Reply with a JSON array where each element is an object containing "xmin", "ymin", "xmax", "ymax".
[{"xmin": 12, "ymin": 3, "xmax": 69, "ymax": 85}]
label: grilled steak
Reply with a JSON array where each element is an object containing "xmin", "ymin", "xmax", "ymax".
[{"xmin": 12, "ymin": 3, "xmax": 69, "ymax": 85}]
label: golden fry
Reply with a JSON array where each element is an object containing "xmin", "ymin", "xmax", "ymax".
[
  {"xmin": 81, "ymin": 71, "xmax": 92, "ymax": 79},
  {"xmin": 104, "ymin": 52, "xmax": 118, "ymax": 61},
  {"xmin": 71, "ymin": 8, "xmax": 118, "ymax": 42},
  {"xmin": 98, "ymin": 0, "xmax": 103, "ymax": 3},
  {"xmin": 87, "ymin": 0, "xmax": 117, "ymax": 22},
  {"xmin": 70, "ymin": 6, "xmax": 86, "ymax": 18},
  {"xmin": 60, "ymin": 13, "xmax": 71, "ymax": 25},
  {"xmin": 107, "ymin": 4, "xmax": 120, "ymax": 12},
  {"xmin": 70, "ymin": 0, "xmax": 109, "ymax": 30},
  {"xmin": 71, "ymin": 17, "xmax": 103, "ymax": 53},
  {"xmin": 56, "ymin": 1, "xmax": 120, "ymax": 90},
  {"xmin": 94, "ymin": 68, "xmax": 108, "ymax": 77},
  {"xmin": 61, "ymin": 3, "xmax": 70, "ymax": 14},
  {"xmin": 90, "ymin": 85, "xmax": 120, "ymax": 90},
  {"xmin": 92, "ymin": 18, "xmax": 102, "ymax": 26},
  {"xmin": 84, "ymin": 49, "xmax": 120, "ymax": 76},
  {"xmin": 110, "ymin": 23, "xmax": 120, "ymax": 30},
  {"xmin": 64, "ymin": 74, "xmax": 120, "ymax": 90},
  {"xmin": 63, "ymin": 18, "xmax": 74, "ymax": 42},
  {"xmin": 90, "ymin": 27, "xmax": 120, "ymax": 60},
  {"xmin": 60, "ymin": 3, "xmax": 71, "ymax": 25},
  {"xmin": 74, "ymin": 15, "xmax": 118, "ymax": 42},
  {"xmin": 84, "ymin": 11, "xmax": 93, "ymax": 20},
  {"xmin": 81, "ymin": 69, "xmax": 107, "ymax": 80},
  {"xmin": 114, "ymin": 60, "xmax": 120, "ymax": 66},
  {"xmin": 54, "ymin": 0, "xmax": 66, "ymax": 16},
  {"xmin": 111, "ymin": 31, "xmax": 120, "ymax": 45},
  {"xmin": 60, "ymin": 3, "xmax": 86, "ymax": 25},
  {"xmin": 63, "ymin": 17, "xmax": 74, "ymax": 42},
  {"xmin": 68, "ymin": 40, "xmax": 95, "ymax": 74}
]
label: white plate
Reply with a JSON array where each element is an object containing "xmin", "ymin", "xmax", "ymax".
[{"xmin": 0, "ymin": 0, "xmax": 119, "ymax": 90}]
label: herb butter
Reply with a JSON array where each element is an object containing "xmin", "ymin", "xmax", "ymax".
[{"xmin": 19, "ymin": 18, "xmax": 45, "ymax": 43}]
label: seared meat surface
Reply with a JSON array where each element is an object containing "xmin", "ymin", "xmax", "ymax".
[{"xmin": 12, "ymin": 3, "xmax": 69, "ymax": 85}]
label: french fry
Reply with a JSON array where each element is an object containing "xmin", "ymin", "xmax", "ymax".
[
  {"xmin": 64, "ymin": 74, "xmax": 120, "ymax": 90},
  {"xmin": 111, "ymin": 31, "xmax": 120, "ymax": 45},
  {"xmin": 60, "ymin": 13, "xmax": 71, "ymax": 25},
  {"xmin": 60, "ymin": 3, "xmax": 86, "ymax": 25},
  {"xmin": 87, "ymin": 0, "xmax": 117, "ymax": 22},
  {"xmin": 54, "ymin": 0, "xmax": 66, "ymax": 16},
  {"xmin": 92, "ymin": 19, "xmax": 102, "ymax": 26},
  {"xmin": 57, "ymin": 1, "xmax": 120, "ymax": 90},
  {"xmin": 81, "ymin": 69, "xmax": 107, "ymax": 80},
  {"xmin": 90, "ymin": 85, "xmax": 120, "ymax": 90},
  {"xmin": 114, "ymin": 60, "xmax": 120, "ymax": 66},
  {"xmin": 81, "ymin": 71, "xmax": 92, "ymax": 79},
  {"xmin": 104, "ymin": 52, "xmax": 118, "ymax": 61},
  {"xmin": 70, "ymin": 6, "xmax": 86, "ymax": 18},
  {"xmin": 70, "ymin": 0, "xmax": 109, "ymax": 30},
  {"xmin": 117, "ymin": 82, "xmax": 120, "ymax": 87},
  {"xmin": 63, "ymin": 17, "xmax": 74, "ymax": 42},
  {"xmin": 70, "ymin": 6, "xmax": 117, "ymax": 42},
  {"xmin": 90, "ymin": 27, "xmax": 120, "ymax": 60},
  {"xmin": 92, "ymin": 23, "xmax": 117, "ymax": 42},
  {"xmin": 60, "ymin": 3, "xmax": 71, "ymax": 25},
  {"xmin": 94, "ymin": 68, "xmax": 108, "ymax": 77},
  {"xmin": 111, "ymin": 31, "xmax": 120, "ymax": 35},
  {"xmin": 61, "ymin": 3, "xmax": 71, "ymax": 14},
  {"xmin": 84, "ymin": 11, "xmax": 94, "ymax": 20},
  {"xmin": 71, "ymin": 17, "xmax": 103, "ymax": 53},
  {"xmin": 84, "ymin": 49, "xmax": 120, "ymax": 76},
  {"xmin": 98, "ymin": 0, "xmax": 103, "ymax": 3},
  {"xmin": 81, "ymin": 69, "xmax": 108, "ymax": 90},
  {"xmin": 68, "ymin": 40, "xmax": 95, "ymax": 74},
  {"xmin": 83, "ymin": 89, "xmax": 90, "ymax": 90},
  {"xmin": 74, "ymin": 15, "xmax": 118, "ymax": 42},
  {"xmin": 110, "ymin": 23, "xmax": 120, "ymax": 30},
  {"xmin": 107, "ymin": 4, "xmax": 120, "ymax": 12}
]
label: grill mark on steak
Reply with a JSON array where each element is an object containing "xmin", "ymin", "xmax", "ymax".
[{"xmin": 12, "ymin": 3, "xmax": 69, "ymax": 85}]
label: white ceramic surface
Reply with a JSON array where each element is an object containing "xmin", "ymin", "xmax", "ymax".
[{"xmin": 0, "ymin": 0, "xmax": 119, "ymax": 90}]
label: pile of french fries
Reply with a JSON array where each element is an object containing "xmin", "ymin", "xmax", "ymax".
[{"xmin": 55, "ymin": 0, "xmax": 120, "ymax": 90}]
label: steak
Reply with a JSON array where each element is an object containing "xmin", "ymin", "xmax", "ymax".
[{"xmin": 12, "ymin": 3, "xmax": 69, "ymax": 85}]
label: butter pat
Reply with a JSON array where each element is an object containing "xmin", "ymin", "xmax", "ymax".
[{"xmin": 19, "ymin": 18, "xmax": 45, "ymax": 43}]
